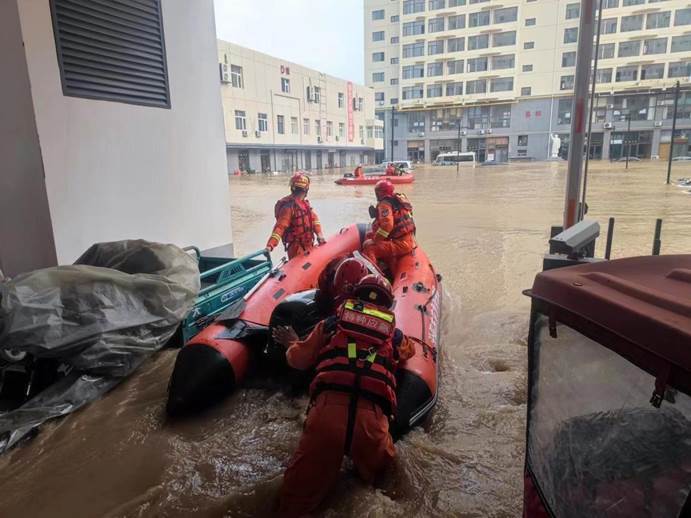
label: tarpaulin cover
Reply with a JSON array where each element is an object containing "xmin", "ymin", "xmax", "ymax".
[{"xmin": 0, "ymin": 240, "xmax": 200, "ymax": 451}]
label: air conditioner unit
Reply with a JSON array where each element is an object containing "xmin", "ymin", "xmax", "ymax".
[
  {"xmin": 487, "ymin": 128, "xmax": 493, "ymax": 134},
  {"xmin": 603, "ymin": 122, "xmax": 613, "ymax": 129},
  {"xmin": 255, "ymin": 130, "xmax": 261, "ymax": 137},
  {"xmin": 335, "ymin": 136, "xmax": 340, "ymax": 141},
  {"xmin": 461, "ymin": 130, "xmax": 467, "ymax": 136},
  {"xmin": 242, "ymin": 130, "xmax": 248, "ymax": 137},
  {"xmin": 479, "ymin": 129, "xmax": 486, "ymax": 135},
  {"xmin": 223, "ymin": 64, "xmax": 228, "ymax": 72},
  {"xmin": 317, "ymin": 136, "xmax": 323, "ymax": 143},
  {"xmin": 219, "ymin": 63, "xmax": 230, "ymax": 83},
  {"xmin": 654, "ymin": 121, "xmax": 663, "ymax": 127},
  {"xmin": 418, "ymin": 132, "xmax": 425, "ymax": 137},
  {"xmin": 223, "ymin": 73, "xmax": 229, "ymax": 83}
]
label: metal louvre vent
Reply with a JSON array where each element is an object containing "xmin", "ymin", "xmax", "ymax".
[{"xmin": 50, "ymin": 0, "xmax": 170, "ymax": 108}]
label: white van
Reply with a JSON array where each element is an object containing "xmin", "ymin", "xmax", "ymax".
[
  {"xmin": 433, "ymin": 151, "xmax": 476, "ymax": 167},
  {"xmin": 382, "ymin": 160, "xmax": 413, "ymax": 171}
]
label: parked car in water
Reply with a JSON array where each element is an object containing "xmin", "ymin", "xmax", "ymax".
[{"xmin": 672, "ymin": 155, "xmax": 691, "ymax": 161}]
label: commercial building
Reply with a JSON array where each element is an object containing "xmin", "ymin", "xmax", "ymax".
[
  {"xmin": 218, "ymin": 41, "xmax": 384, "ymax": 173},
  {"xmin": 365, "ymin": 0, "xmax": 691, "ymax": 162},
  {"xmin": 1, "ymin": 0, "xmax": 232, "ymax": 276}
]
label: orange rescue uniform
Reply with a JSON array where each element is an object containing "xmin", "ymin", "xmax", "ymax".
[
  {"xmin": 354, "ymin": 166, "xmax": 364, "ymax": 178},
  {"xmin": 267, "ymin": 195, "xmax": 324, "ymax": 259},
  {"xmin": 278, "ymin": 319, "xmax": 414, "ymax": 518},
  {"xmin": 362, "ymin": 195, "xmax": 416, "ymax": 269}
]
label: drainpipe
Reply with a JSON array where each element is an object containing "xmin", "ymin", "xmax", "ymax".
[
  {"xmin": 564, "ymin": 0, "xmax": 596, "ymax": 229},
  {"xmin": 270, "ymin": 89, "xmax": 277, "ymax": 172}
]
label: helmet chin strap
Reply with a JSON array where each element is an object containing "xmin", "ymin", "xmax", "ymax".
[{"xmin": 352, "ymin": 251, "xmax": 379, "ymax": 275}]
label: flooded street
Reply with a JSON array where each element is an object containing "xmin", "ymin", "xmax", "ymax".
[{"xmin": 1, "ymin": 161, "xmax": 690, "ymax": 518}]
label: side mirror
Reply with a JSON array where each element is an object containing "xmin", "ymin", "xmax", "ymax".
[{"xmin": 368, "ymin": 205, "xmax": 377, "ymax": 219}]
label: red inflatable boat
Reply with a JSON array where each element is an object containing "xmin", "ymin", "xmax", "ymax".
[
  {"xmin": 335, "ymin": 174, "xmax": 414, "ymax": 186},
  {"xmin": 167, "ymin": 223, "xmax": 441, "ymax": 434}
]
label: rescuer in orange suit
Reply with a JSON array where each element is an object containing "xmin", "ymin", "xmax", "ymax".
[
  {"xmin": 273, "ymin": 274, "xmax": 414, "ymax": 518},
  {"xmin": 362, "ymin": 179, "xmax": 416, "ymax": 271},
  {"xmin": 266, "ymin": 172, "xmax": 326, "ymax": 259},
  {"xmin": 354, "ymin": 164, "xmax": 364, "ymax": 178},
  {"xmin": 315, "ymin": 255, "xmax": 375, "ymax": 314},
  {"xmin": 385, "ymin": 162, "xmax": 396, "ymax": 176}
]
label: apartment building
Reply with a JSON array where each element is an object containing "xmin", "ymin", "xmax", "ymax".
[
  {"xmin": 219, "ymin": 41, "xmax": 384, "ymax": 173},
  {"xmin": 365, "ymin": 0, "xmax": 691, "ymax": 162}
]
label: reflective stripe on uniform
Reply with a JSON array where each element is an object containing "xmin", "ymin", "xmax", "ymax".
[
  {"xmin": 271, "ymin": 233, "xmax": 281, "ymax": 241},
  {"xmin": 347, "ymin": 342, "xmax": 357, "ymax": 359},
  {"xmin": 344, "ymin": 301, "xmax": 394, "ymax": 322},
  {"xmin": 376, "ymin": 228, "xmax": 390, "ymax": 238}
]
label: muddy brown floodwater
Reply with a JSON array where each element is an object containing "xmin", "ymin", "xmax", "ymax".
[{"xmin": 1, "ymin": 162, "xmax": 690, "ymax": 518}]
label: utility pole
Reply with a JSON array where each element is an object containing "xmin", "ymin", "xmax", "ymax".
[
  {"xmin": 666, "ymin": 81, "xmax": 680, "ymax": 185},
  {"xmin": 564, "ymin": 0, "xmax": 597, "ymax": 229},
  {"xmin": 456, "ymin": 118, "xmax": 462, "ymax": 174},
  {"xmin": 625, "ymin": 113, "xmax": 631, "ymax": 170},
  {"xmin": 390, "ymin": 106, "xmax": 395, "ymax": 162}
]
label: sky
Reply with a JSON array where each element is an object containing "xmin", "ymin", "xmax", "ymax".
[{"xmin": 213, "ymin": 0, "xmax": 365, "ymax": 84}]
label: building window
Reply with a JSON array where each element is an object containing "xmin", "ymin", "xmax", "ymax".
[
  {"xmin": 603, "ymin": 0, "xmax": 618, "ymax": 8},
  {"xmin": 647, "ymin": 11, "xmax": 670, "ymax": 29},
  {"xmin": 618, "ymin": 40, "xmax": 641, "ymax": 57},
  {"xmin": 427, "ymin": 84, "xmax": 443, "ymax": 98},
  {"xmin": 621, "ymin": 14, "xmax": 644, "ymax": 31},
  {"xmin": 564, "ymin": 28, "xmax": 578, "ymax": 43},
  {"xmin": 391, "ymin": 78, "xmax": 399, "ymax": 85},
  {"xmin": 669, "ymin": 61, "xmax": 691, "ymax": 78},
  {"xmin": 391, "ymin": 98, "xmax": 399, "ymax": 105},
  {"xmin": 372, "ymin": 52, "xmax": 385, "ymax": 63},
  {"xmin": 290, "ymin": 117, "xmax": 298, "ymax": 134},
  {"xmin": 372, "ymin": 9, "xmax": 385, "ymax": 20},
  {"xmin": 403, "ymin": 0, "xmax": 425, "ymax": 15},
  {"xmin": 467, "ymin": 105, "xmax": 489, "ymax": 128},
  {"xmin": 313, "ymin": 86, "xmax": 321, "ymax": 103},
  {"xmin": 428, "ymin": 17, "xmax": 445, "ymax": 32},
  {"xmin": 427, "ymin": 62, "xmax": 444, "ymax": 76},
  {"xmin": 560, "ymin": 75, "xmax": 575, "ymax": 90},
  {"xmin": 596, "ymin": 68, "xmax": 612, "ymax": 83},
  {"xmin": 616, "ymin": 66, "xmax": 638, "ymax": 82},
  {"xmin": 562, "ymin": 51, "xmax": 576, "ymax": 67},
  {"xmin": 518, "ymin": 135, "xmax": 529, "ymax": 146},
  {"xmin": 602, "ymin": 18, "xmax": 617, "ymax": 34},
  {"xmin": 467, "ymin": 56, "xmax": 487, "ymax": 72},
  {"xmin": 643, "ymin": 37, "xmax": 667, "ymax": 55},
  {"xmin": 359, "ymin": 126, "xmax": 364, "ymax": 139},
  {"xmin": 470, "ymin": 0, "xmax": 489, "ymax": 3},
  {"xmin": 402, "ymin": 42, "xmax": 425, "ymax": 58},
  {"xmin": 524, "ymin": 41, "xmax": 535, "ymax": 49},
  {"xmin": 623, "ymin": 0, "xmax": 644, "ymax": 5},
  {"xmin": 641, "ymin": 64, "xmax": 664, "ymax": 79},
  {"xmin": 326, "ymin": 121, "xmax": 333, "ymax": 137},
  {"xmin": 490, "ymin": 77, "xmax": 514, "ymax": 92},
  {"xmin": 391, "ymin": 57, "xmax": 399, "ymax": 64},
  {"xmin": 675, "ymin": 8, "xmax": 691, "ymax": 26},
  {"xmin": 402, "ymin": 86, "xmax": 424, "ymax": 99},
  {"xmin": 338, "ymin": 92, "xmax": 344, "ymax": 108},
  {"xmin": 402, "ymin": 64, "xmax": 425, "ymax": 79},
  {"xmin": 448, "ymin": 37, "xmax": 465, "ymax": 52},
  {"xmin": 448, "ymin": 59, "xmax": 465, "ymax": 74},
  {"xmin": 521, "ymin": 87, "xmax": 532, "ymax": 96},
  {"xmin": 281, "ymin": 77, "xmax": 290, "ymax": 93},
  {"xmin": 339, "ymin": 123, "xmax": 345, "ymax": 138},
  {"xmin": 303, "ymin": 118, "xmax": 310, "ymax": 135},
  {"xmin": 449, "ymin": 14, "xmax": 466, "ymax": 30},
  {"xmin": 375, "ymin": 92, "xmax": 385, "ymax": 102},
  {"xmin": 466, "ymin": 79, "xmax": 487, "ymax": 94},
  {"xmin": 446, "ymin": 82, "xmax": 463, "ymax": 96},
  {"xmin": 373, "ymin": 72, "xmax": 385, "ymax": 82},
  {"xmin": 391, "ymin": 36, "xmax": 400, "ymax": 44},
  {"xmin": 469, "ymin": 11, "xmax": 490, "ymax": 27},
  {"xmin": 525, "ymin": 18, "xmax": 536, "ymax": 26},
  {"xmin": 490, "ymin": 105, "xmax": 511, "ymax": 127},
  {"xmin": 494, "ymin": 7, "xmax": 518, "ymax": 24},
  {"xmin": 469, "ymin": 34, "xmax": 490, "ymax": 50},
  {"xmin": 391, "ymin": 15, "xmax": 400, "ymax": 22},
  {"xmin": 50, "ymin": 0, "xmax": 171, "ymax": 108},
  {"xmin": 428, "ymin": 40, "xmax": 445, "ymax": 55},
  {"xmin": 671, "ymin": 35, "xmax": 691, "ymax": 52},
  {"xmin": 566, "ymin": 3, "xmax": 580, "ymax": 19},
  {"xmin": 373, "ymin": 31, "xmax": 385, "ymax": 42},
  {"xmin": 558, "ymin": 98, "xmax": 572, "ymax": 125},
  {"xmin": 598, "ymin": 43, "xmax": 615, "ymax": 59},
  {"xmin": 315, "ymin": 120, "xmax": 321, "ymax": 136},
  {"xmin": 409, "ymin": 112, "xmax": 425, "ymax": 133},
  {"xmin": 492, "ymin": 54, "xmax": 515, "ymax": 70},
  {"xmin": 493, "ymin": 31, "xmax": 516, "ymax": 47},
  {"xmin": 258, "ymin": 113, "xmax": 268, "ymax": 132},
  {"xmin": 403, "ymin": 21, "xmax": 425, "ymax": 36},
  {"xmin": 235, "ymin": 110, "xmax": 246, "ymax": 130},
  {"xmin": 277, "ymin": 115, "xmax": 285, "ymax": 134},
  {"xmin": 522, "ymin": 64, "xmax": 533, "ymax": 72},
  {"xmin": 449, "ymin": 0, "xmax": 466, "ymax": 5},
  {"xmin": 430, "ymin": 0, "xmax": 446, "ymax": 9},
  {"xmin": 231, "ymin": 65, "xmax": 244, "ymax": 89}
]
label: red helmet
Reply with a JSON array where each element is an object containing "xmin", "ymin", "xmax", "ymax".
[
  {"xmin": 353, "ymin": 274, "xmax": 394, "ymax": 308},
  {"xmin": 374, "ymin": 179, "xmax": 394, "ymax": 200},
  {"xmin": 290, "ymin": 172, "xmax": 310, "ymax": 193},
  {"xmin": 317, "ymin": 255, "xmax": 347, "ymax": 296},
  {"xmin": 332, "ymin": 257, "xmax": 370, "ymax": 304}
]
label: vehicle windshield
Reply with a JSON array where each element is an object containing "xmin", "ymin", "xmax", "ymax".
[{"xmin": 528, "ymin": 313, "xmax": 691, "ymax": 517}]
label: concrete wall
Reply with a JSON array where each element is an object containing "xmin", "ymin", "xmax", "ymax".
[
  {"xmin": 0, "ymin": 0, "xmax": 57, "ymax": 276},
  {"xmin": 14, "ymin": 0, "xmax": 231, "ymax": 264}
]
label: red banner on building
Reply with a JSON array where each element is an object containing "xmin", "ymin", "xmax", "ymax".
[{"xmin": 347, "ymin": 82, "xmax": 354, "ymax": 142}]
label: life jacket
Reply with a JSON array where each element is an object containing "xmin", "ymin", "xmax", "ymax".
[
  {"xmin": 309, "ymin": 299, "xmax": 398, "ymax": 421},
  {"xmin": 274, "ymin": 195, "xmax": 315, "ymax": 247},
  {"xmin": 381, "ymin": 193, "xmax": 416, "ymax": 239}
]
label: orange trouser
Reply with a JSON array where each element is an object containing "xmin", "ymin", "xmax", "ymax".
[
  {"xmin": 278, "ymin": 392, "xmax": 395, "ymax": 518},
  {"xmin": 362, "ymin": 233, "xmax": 415, "ymax": 270},
  {"xmin": 286, "ymin": 241, "xmax": 314, "ymax": 259}
]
